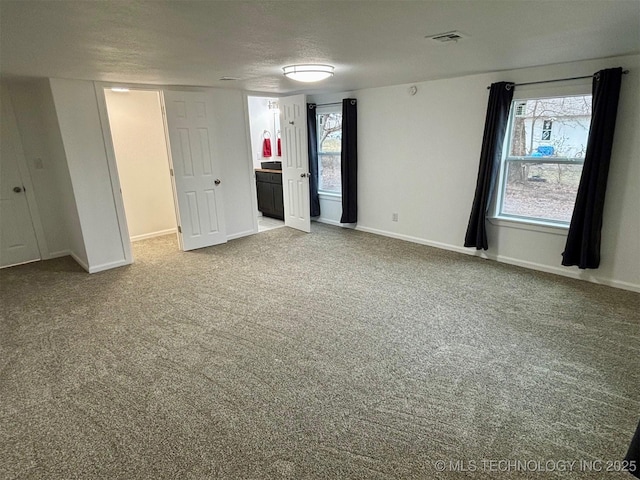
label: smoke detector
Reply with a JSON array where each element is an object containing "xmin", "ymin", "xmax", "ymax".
[{"xmin": 426, "ymin": 31, "xmax": 468, "ymax": 43}]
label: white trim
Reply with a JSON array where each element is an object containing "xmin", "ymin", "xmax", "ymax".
[
  {"xmin": 69, "ymin": 251, "xmax": 90, "ymax": 272},
  {"xmin": 48, "ymin": 249, "xmax": 71, "ymax": 259},
  {"xmin": 488, "ymin": 217, "xmax": 568, "ymax": 236},
  {"xmin": 227, "ymin": 229, "xmax": 255, "ymax": 241},
  {"xmin": 93, "ymin": 82, "xmax": 133, "ymax": 264},
  {"xmin": 130, "ymin": 228, "xmax": 177, "ymax": 242},
  {"xmin": 354, "ymin": 225, "xmax": 640, "ymax": 293},
  {"xmin": 316, "ymin": 217, "xmax": 343, "ymax": 227},
  {"xmin": 242, "ymin": 92, "xmax": 261, "ymax": 235},
  {"xmin": 315, "ymin": 217, "xmax": 356, "ymax": 229},
  {"xmin": 0, "ymin": 258, "xmax": 40, "ymax": 269},
  {"xmin": 318, "ymin": 192, "xmax": 342, "ymax": 201},
  {"xmin": 88, "ymin": 259, "xmax": 129, "ymax": 274}
]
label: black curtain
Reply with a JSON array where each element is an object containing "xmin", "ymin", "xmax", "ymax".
[
  {"xmin": 307, "ymin": 103, "xmax": 320, "ymax": 217},
  {"xmin": 626, "ymin": 420, "xmax": 640, "ymax": 478},
  {"xmin": 464, "ymin": 82, "xmax": 514, "ymax": 250},
  {"xmin": 340, "ymin": 99, "xmax": 357, "ymax": 224},
  {"xmin": 562, "ymin": 67, "xmax": 623, "ymax": 269}
]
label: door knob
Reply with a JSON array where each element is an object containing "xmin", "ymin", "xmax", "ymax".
[
  {"xmin": 300, "ymin": 173, "xmax": 311, "ymax": 178},
  {"xmin": 13, "ymin": 186, "xmax": 23, "ymax": 193},
  {"xmin": 214, "ymin": 179, "xmax": 221, "ymax": 185},
  {"xmin": 289, "ymin": 121, "xmax": 294, "ymax": 125}
]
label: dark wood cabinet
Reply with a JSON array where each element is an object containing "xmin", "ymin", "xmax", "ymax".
[{"xmin": 256, "ymin": 171, "xmax": 284, "ymax": 220}]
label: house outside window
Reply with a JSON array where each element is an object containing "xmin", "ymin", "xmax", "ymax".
[
  {"xmin": 317, "ymin": 110, "xmax": 342, "ymax": 194},
  {"xmin": 497, "ymin": 94, "xmax": 592, "ymax": 225}
]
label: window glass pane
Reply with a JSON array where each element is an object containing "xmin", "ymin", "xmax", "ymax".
[
  {"xmin": 501, "ymin": 162, "xmax": 583, "ymax": 223},
  {"xmin": 509, "ymin": 96, "xmax": 591, "ymax": 158},
  {"xmin": 317, "ymin": 112, "xmax": 342, "ymax": 193},
  {"xmin": 319, "ymin": 154, "xmax": 341, "ymax": 192},
  {"xmin": 499, "ymin": 94, "xmax": 592, "ymax": 225}
]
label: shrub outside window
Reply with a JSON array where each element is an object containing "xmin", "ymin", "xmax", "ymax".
[{"xmin": 497, "ymin": 95, "xmax": 592, "ymax": 225}]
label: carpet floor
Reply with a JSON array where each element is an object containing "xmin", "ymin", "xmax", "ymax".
[{"xmin": 1, "ymin": 223, "xmax": 638, "ymax": 479}]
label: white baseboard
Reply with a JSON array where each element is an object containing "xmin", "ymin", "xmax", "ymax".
[
  {"xmin": 354, "ymin": 225, "xmax": 640, "ymax": 293},
  {"xmin": 316, "ymin": 217, "xmax": 356, "ymax": 229},
  {"xmin": 69, "ymin": 251, "xmax": 90, "ymax": 272},
  {"xmin": 130, "ymin": 228, "xmax": 177, "ymax": 242},
  {"xmin": 316, "ymin": 217, "xmax": 344, "ymax": 227},
  {"xmin": 46, "ymin": 249, "xmax": 71, "ymax": 259},
  {"xmin": 227, "ymin": 229, "xmax": 256, "ymax": 241},
  {"xmin": 0, "ymin": 258, "xmax": 40, "ymax": 269},
  {"xmin": 88, "ymin": 259, "xmax": 130, "ymax": 274}
]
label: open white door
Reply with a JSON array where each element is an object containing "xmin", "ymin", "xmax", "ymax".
[
  {"xmin": 0, "ymin": 88, "xmax": 41, "ymax": 268},
  {"xmin": 162, "ymin": 90, "xmax": 227, "ymax": 251},
  {"xmin": 280, "ymin": 95, "xmax": 311, "ymax": 233}
]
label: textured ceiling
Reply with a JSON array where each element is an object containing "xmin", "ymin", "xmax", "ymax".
[{"xmin": 1, "ymin": 0, "xmax": 638, "ymax": 94}]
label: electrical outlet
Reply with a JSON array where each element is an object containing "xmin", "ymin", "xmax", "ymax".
[{"xmin": 392, "ymin": 213, "xmax": 399, "ymax": 222}]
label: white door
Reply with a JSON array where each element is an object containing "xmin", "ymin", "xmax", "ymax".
[
  {"xmin": 280, "ymin": 95, "xmax": 311, "ymax": 233},
  {"xmin": 0, "ymin": 92, "xmax": 40, "ymax": 268},
  {"xmin": 162, "ymin": 91, "xmax": 227, "ymax": 251}
]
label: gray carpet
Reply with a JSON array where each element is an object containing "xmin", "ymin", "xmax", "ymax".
[{"xmin": 1, "ymin": 223, "xmax": 638, "ymax": 479}]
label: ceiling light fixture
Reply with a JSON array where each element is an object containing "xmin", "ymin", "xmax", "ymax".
[
  {"xmin": 111, "ymin": 87, "xmax": 130, "ymax": 93},
  {"xmin": 283, "ymin": 64, "xmax": 334, "ymax": 83}
]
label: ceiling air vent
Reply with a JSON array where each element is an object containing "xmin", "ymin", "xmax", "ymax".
[{"xmin": 427, "ymin": 31, "xmax": 468, "ymax": 43}]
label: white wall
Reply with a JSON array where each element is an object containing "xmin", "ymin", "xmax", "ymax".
[
  {"xmin": 7, "ymin": 79, "xmax": 86, "ymax": 262},
  {"xmin": 247, "ymin": 96, "xmax": 281, "ymax": 170},
  {"xmin": 104, "ymin": 89, "xmax": 176, "ymax": 241},
  {"xmin": 348, "ymin": 54, "xmax": 639, "ymax": 291},
  {"xmin": 50, "ymin": 78, "xmax": 128, "ymax": 272}
]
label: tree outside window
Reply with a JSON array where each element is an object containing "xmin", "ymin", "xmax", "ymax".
[
  {"xmin": 500, "ymin": 95, "xmax": 592, "ymax": 224},
  {"xmin": 317, "ymin": 112, "xmax": 342, "ymax": 193}
]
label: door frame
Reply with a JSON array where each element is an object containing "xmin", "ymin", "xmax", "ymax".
[
  {"xmin": 95, "ymin": 81, "xmax": 186, "ymax": 262},
  {"xmin": 96, "ymin": 82, "xmax": 230, "ymax": 257},
  {"xmin": 242, "ymin": 92, "xmax": 264, "ymax": 235},
  {"xmin": 1, "ymin": 83, "xmax": 48, "ymax": 262},
  {"xmin": 94, "ymin": 81, "xmax": 143, "ymax": 265}
]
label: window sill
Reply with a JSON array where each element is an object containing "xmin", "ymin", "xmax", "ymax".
[
  {"xmin": 488, "ymin": 216, "xmax": 569, "ymax": 236},
  {"xmin": 319, "ymin": 192, "xmax": 342, "ymax": 201}
]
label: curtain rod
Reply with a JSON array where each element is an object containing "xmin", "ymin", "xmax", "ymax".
[
  {"xmin": 314, "ymin": 102, "xmax": 342, "ymax": 107},
  {"xmin": 486, "ymin": 69, "xmax": 629, "ymax": 89}
]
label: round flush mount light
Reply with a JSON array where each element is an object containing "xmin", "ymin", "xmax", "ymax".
[{"xmin": 283, "ymin": 64, "xmax": 334, "ymax": 83}]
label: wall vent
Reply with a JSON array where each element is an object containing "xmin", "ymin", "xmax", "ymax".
[{"xmin": 426, "ymin": 31, "xmax": 468, "ymax": 43}]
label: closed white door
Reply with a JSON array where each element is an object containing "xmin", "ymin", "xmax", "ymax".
[
  {"xmin": 162, "ymin": 91, "xmax": 227, "ymax": 251},
  {"xmin": 0, "ymin": 92, "xmax": 40, "ymax": 268},
  {"xmin": 280, "ymin": 95, "xmax": 310, "ymax": 233}
]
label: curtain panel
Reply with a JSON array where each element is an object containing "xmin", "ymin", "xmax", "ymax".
[
  {"xmin": 464, "ymin": 82, "xmax": 514, "ymax": 250},
  {"xmin": 340, "ymin": 99, "xmax": 358, "ymax": 224},
  {"xmin": 562, "ymin": 67, "xmax": 623, "ymax": 269},
  {"xmin": 625, "ymin": 419, "xmax": 640, "ymax": 478},
  {"xmin": 307, "ymin": 103, "xmax": 320, "ymax": 217}
]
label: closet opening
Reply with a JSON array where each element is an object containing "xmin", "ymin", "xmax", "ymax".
[{"xmin": 102, "ymin": 87, "xmax": 179, "ymax": 254}]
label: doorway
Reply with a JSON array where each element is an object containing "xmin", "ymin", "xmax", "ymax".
[
  {"xmin": 246, "ymin": 95, "xmax": 286, "ymax": 233},
  {"xmin": 103, "ymin": 88, "xmax": 178, "ymax": 251}
]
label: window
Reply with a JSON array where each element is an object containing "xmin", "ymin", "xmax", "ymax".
[
  {"xmin": 317, "ymin": 110, "xmax": 342, "ymax": 194},
  {"xmin": 497, "ymin": 94, "xmax": 592, "ymax": 225}
]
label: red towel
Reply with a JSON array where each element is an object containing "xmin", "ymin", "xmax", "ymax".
[
  {"xmin": 262, "ymin": 138, "xmax": 272, "ymax": 158},
  {"xmin": 277, "ymin": 138, "xmax": 282, "ymax": 157}
]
